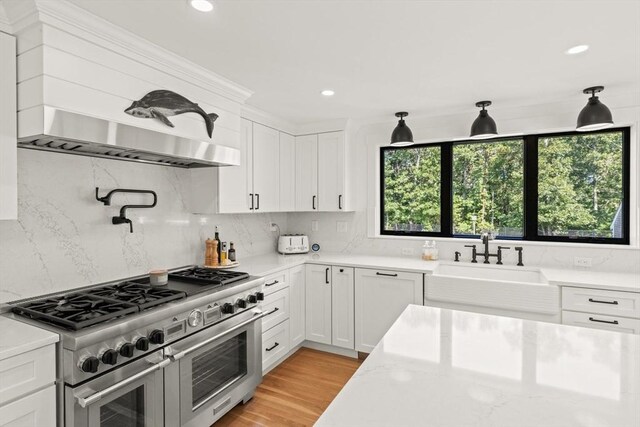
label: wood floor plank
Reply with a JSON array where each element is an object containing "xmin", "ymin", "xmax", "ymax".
[{"xmin": 214, "ymin": 348, "xmax": 362, "ymax": 426}]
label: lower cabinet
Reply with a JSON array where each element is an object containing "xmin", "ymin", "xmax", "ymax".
[
  {"xmin": 289, "ymin": 265, "xmax": 306, "ymax": 347},
  {"xmin": 262, "ymin": 320, "xmax": 290, "ymax": 372},
  {"xmin": 355, "ymin": 268, "xmax": 423, "ymax": 353},
  {"xmin": 305, "ymin": 264, "xmax": 355, "ymax": 349},
  {"xmin": 0, "ymin": 385, "xmax": 56, "ymax": 427}
]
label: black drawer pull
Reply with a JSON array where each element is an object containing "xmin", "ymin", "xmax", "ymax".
[
  {"xmin": 589, "ymin": 317, "xmax": 619, "ymax": 325},
  {"xmin": 376, "ymin": 272, "xmax": 398, "ymax": 277},
  {"xmin": 265, "ymin": 280, "xmax": 279, "ymax": 287},
  {"xmin": 588, "ymin": 298, "xmax": 618, "ymax": 305},
  {"xmin": 266, "ymin": 342, "xmax": 279, "ymax": 352},
  {"xmin": 325, "ymin": 267, "xmax": 330, "ymax": 284},
  {"xmin": 265, "ymin": 307, "xmax": 279, "ymax": 315}
]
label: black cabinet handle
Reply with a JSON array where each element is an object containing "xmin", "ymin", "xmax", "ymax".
[
  {"xmin": 325, "ymin": 267, "xmax": 330, "ymax": 284},
  {"xmin": 589, "ymin": 317, "xmax": 619, "ymax": 325},
  {"xmin": 266, "ymin": 342, "xmax": 279, "ymax": 352},
  {"xmin": 588, "ymin": 298, "xmax": 619, "ymax": 305},
  {"xmin": 249, "ymin": 193, "xmax": 254, "ymax": 210},
  {"xmin": 265, "ymin": 307, "xmax": 279, "ymax": 315},
  {"xmin": 376, "ymin": 272, "xmax": 398, "ymax": 277},
  {"xmin": 265, "ymin": 280, "xmax": 279, "ymax": 287},
  {"xmin": 338, "ymin": 195, "xmax": 342, "ymax": 210},
  {"xmin": 255, "ymin": 193, "xmax": 260, "ymax": 210},
  {"xmin": 312, "ymin": 195, "xmax": 317, "ymax": 210},
  {"xmin": 339, "ymin": 268, "xmax": 344, "ymax": 273}
]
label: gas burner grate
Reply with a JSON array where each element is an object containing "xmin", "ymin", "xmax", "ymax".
[
  {"xmin": 168, "ymin": 267, "xmax": 250, "ymax": 286},
  {"xmin": 85, "ymin": 282, "xmax": 186, "ymax": 310}
]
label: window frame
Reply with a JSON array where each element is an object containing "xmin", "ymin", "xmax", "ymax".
[{"xmin": 379, "ymin": 127, "xmax": 631, "ymax": 245}]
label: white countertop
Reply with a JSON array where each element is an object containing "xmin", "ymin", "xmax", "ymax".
[
  {"xmin": 233, "ymin": 252, "xmax": 639, "ymax": 293},
  {"xmin": 316, "ymin": 304, "xmax": 640, "ymax": 427},
  {"xmin": 0, "ymin": 316, "xmax": 59, "ymax": 361}
]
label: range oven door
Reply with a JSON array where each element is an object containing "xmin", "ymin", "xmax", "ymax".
[
  {"xmin": 65, "ymin": 350, "xmax": 168, "ymax": 427},
  {"xmin": 164, "ymin": 308, "xmax": 265, "ymax": 427}
]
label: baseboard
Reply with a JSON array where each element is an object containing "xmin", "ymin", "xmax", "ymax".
[{"xmin": 301, "ymin": 341, "xmax": 358, "ymax": 358}]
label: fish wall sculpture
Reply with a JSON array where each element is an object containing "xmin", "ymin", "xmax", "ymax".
[{"xmin": 125, "ymin": 90, "xmax": 219, "ymax": 138}]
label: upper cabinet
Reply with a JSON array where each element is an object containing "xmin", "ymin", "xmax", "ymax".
[
  {"xmin": 191, "ymin": 119, "xmax": 295, "ymax": 214},
  {"xmin": 0, "ymin": 32, "xmax": 17, "ymax": 220},
  {"xmin": 296, "ymin": 131, "xmax": 350, "ymax": 212}
]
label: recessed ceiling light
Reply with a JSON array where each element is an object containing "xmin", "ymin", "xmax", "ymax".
[
  {"xmin": 190, "ymin": 0, "xmax": 214, "ymax": 12},
  {"xmin": 565, "ymin": 44, "xmax": 589, "ymax": 55},
  {"xmin": 321, "ymin": 89, "xmax": 335, "ymax": 97}
]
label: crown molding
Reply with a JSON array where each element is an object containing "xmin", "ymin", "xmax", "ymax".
[
  {"xmin": 241, "ymin": 104, "xmax": 298, "ymax": 135},
  {"xmin": 3, "ymin": 0, "xmax": 254, "ymax": 104}
]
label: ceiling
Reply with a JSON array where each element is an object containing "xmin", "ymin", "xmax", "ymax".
[{"xmin": 69, "ymin": 0, "xmax": 640, "ymax": 125}]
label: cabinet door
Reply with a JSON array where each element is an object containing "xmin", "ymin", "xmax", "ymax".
[
  {"xmin": 0, "ymin": 32, "xmax": 17, "ymax": 220},
  {"xmin": 295, "ymin": 134, "xmax": 318, "ymax": 211},
  {"xmin": 355, "ymin": 269, "xmax": 423, "ymax": 353},
  {"xmin": 289, "ymin": 265, "xmax": 306, "ymax": 347},
  {"xmin": 217, "ymin": 118, "xmax": 253, "ymax": 213},
  {"xmin": 318, "ymin": 131, "xmax": 345, "ymax": 211},
  {"xmin": 305, "ymin": 264, "xmax": 332, "ymax": 345},
  {"xmin": 252, "ymin": 123, "xmax": 280, "ymax": 212},
  {"xmin": 0, "ymin": 385, "xmax": 56, "ymax": 427},
  {"xmin": 331, "ymin": 266, "xmax": 354, "ymax": 349},
  {"xmin": 279, "ymin": 132, "xmax": 296, "ymax": 212}
]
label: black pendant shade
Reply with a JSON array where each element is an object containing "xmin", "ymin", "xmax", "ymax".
[
  {"xmin": 470, "ymin": 101, "xmax": 498, "ymax": 139},
  {"xmin": 390, "ymin": 112, "xmax": 414, "ymax": 146},
  {"xmin": 576, "ymin": 86, "xmax": 613, "ymax": 131}
]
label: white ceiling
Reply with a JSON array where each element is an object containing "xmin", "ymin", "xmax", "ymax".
[{"xmin": 69, "ymin": 0, "xmax": 640, "ymax": 125}]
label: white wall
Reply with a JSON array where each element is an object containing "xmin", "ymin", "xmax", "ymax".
[
  {"xmin": 0, "ymin": 149, "xmax": 284, "ymax": 303},
  {"xmin": 287, "ymin": 96, "xmax": 640, "ymax": 275}
]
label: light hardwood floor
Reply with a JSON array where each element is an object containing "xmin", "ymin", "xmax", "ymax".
[{"xmin": 214, "ymin": 348, "xmax": 363, "ymax": 426}]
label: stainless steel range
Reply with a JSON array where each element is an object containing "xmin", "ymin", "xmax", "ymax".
[{"xmin": 8, "ymin": 266, "xmax": 269, "ymax": 427}]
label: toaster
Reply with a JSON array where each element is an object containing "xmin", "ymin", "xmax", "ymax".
[{"xmin": 278, "ymin": 234, "xmax": 309, "ymax": 254}]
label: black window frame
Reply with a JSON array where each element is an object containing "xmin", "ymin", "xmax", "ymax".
[{"xmin": 380, "ymin": 127, "xmax": 631, "ymax": 245}]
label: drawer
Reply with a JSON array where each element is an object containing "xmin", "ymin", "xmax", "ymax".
[
  {"xmin": 263, "ymin": 270, "xmax": 289, "ymax": 296},
  {"xmin": 0, "ymin": 345, "xmax": 55, "ymax": 405},
  {"xmin": 0, "ymin": 384, "xmax": 56, "ymax": 427},
  {"xmin": 562, "ymin": 287, "xmax": 640, "ymax": 317},
  {"xmin": 262, "ymin": 287, "xmax": 290, "ymax": 332},
  {"xmin": 262, "ymin": 320, "xmax": 290, "ymax": 372},
  {"xmin": 562, "ymin": 310, "xmax": 640, "ymax": 334}
]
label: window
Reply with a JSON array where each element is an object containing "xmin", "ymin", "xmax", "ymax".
[
  {"xmin": 381, "ymin": 144, "xmax": 443, "ymax": 234},
  {"xmin": 380, "ymin": 128, "xmax": 630, "ymax": 244}
]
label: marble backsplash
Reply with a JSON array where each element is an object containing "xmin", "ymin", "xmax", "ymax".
[{"xmin": 0, "ymin": 149, "xmax": 285, "ymax": 303}]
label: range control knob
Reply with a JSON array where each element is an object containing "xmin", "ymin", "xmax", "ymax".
[
  {"xmin": 135, "ymin": 337, "xmax": 150, "ymax": 351},
  {"xmin": 248, "ymin": 294, "xmax": 258, "ymax": 304},
  {"xmin": 256, "ymin": 292, "xmax": 265, "ymax": 301},
  {"xmin": 119, "ymin": 343, "xmax": 135, "ymax": 358},
  {"xmin": 101, "ymin": 349, "xmax": 119, "ymax": 365},
  {"xmin": 236, "ymin": 298, "xmax": 247, "ymax": 309},
  {"xmin": 188, "ymin": 309, "xmax": 203, "ymax": 327},
  {"xmin": 149, "ymin": 329, "xmax": 165, "ymax": 345},
  {"xmin": 222, "ymin": 303, "xmax": 235, "ymax": 314},
  {"xmin": 79, "ymin": 356, "xmax": 99, "ymax": 373}
]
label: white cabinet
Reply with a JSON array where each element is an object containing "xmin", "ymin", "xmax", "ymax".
[
  {"xmin": 318, "ymin": 131, "xmax": 347, "ymax": 211},
  {"xmin": 252, "ymin": 122, "xmax": 280, "ymax": 212},
  {"xmin": 0, "ymin": 385, "xmax": 56, "ymax": 427},
  {"xmin": 305, "ymin": 264, "xmax": 355, "ymax": 349},
  {"xmin": 332, "ymin": 267, "xmax": 355, "ymax": 350},
  {"xmin": 295, "ymin": 131, "xmax": 349, "ymax": 212},
  {"xmin": 0, "ymin": 32, "xmax": 17, "ymax": 220},
  {"xmin": 355, "ymin": 268, "xmax": 423, "ymax": 353},
  {"xmin": 289, "ymin": 265, "xmax": 306, "ymax": 347},
  {"xmin": 305, "ymin": 264, "xmax": 332, "ymax": 344},
  {"xmin": 279, "ymin": 132, "xmax": 296, "ymax": 212},
  {"xmin": 191, "ymin": 120, "xmax": 292, "ymax": 213},
  {"xmin": 295, "ymin": 134, "xmax": 318, "ymax": 211}
]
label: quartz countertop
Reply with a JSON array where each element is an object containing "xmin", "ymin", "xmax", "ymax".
[
  {"xmin": 316, "ymin": 304, "xmax": 640, "ymax": 427},
  {"xmin": 232, "ymin": 252, "xmax": 639, "ymax": 293},
  {"xmin": 0, "ymin": 316, "xmax": 59, "ymax": 361}
]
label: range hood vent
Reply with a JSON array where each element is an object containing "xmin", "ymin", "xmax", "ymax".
[{"xmin": 18, "ymin": 107, "xmax": 240, "ymax": 168}]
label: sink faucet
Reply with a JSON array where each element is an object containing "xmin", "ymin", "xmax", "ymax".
[{"xmin": 479, "ymin": 231, "xmax": 509, "ymax": 264}]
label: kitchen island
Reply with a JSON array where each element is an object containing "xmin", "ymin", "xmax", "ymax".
[{"xmin": 316, "ymin": 305, "xmax": 640, "ymax": 427}]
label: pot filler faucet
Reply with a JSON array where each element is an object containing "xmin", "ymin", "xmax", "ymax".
[{"xmin": 460, "ymin": 232, "xmax": 524, "ymax": 266}]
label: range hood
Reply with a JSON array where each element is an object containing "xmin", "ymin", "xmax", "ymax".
[{"xmin": 18, "ymin": 107, "xmax": 240, "ymax": 168}]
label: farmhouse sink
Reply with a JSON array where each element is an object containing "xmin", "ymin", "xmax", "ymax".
[{"xmin": 426, "ymin": 263, "xmax": 559, "ymax": 315}]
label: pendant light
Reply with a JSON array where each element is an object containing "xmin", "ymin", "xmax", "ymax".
[
  {"xmin": 390, "ymin": 112, "xmax": 414, "ymax": 146},
  {"xmin": 576, "ymin": 86, "xmax": 613, "ymax": 131},
  {"xmin": 470, "ymin": 101, "xmax": 498, "ymax": 139}
]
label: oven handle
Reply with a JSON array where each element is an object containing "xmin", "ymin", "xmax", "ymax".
[
  {"xmin": 168, "ymin": 309, "xmax": 274, "ymax": 361},
  {"xmin": 76, "ymin": 358, "xmax": 171, "ymax": 408}
]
